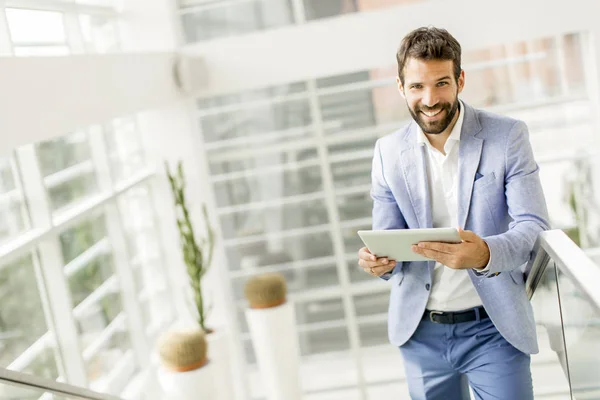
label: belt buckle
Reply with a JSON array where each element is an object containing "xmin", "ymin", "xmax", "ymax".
[{"xmin": 429, "ymin": 310, "xmax": 444, "ymax": 323}]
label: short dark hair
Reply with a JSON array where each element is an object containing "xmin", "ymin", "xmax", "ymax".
[{"xmin": 396, "ymin": 26, "xmax": 462, "ymax": 85}]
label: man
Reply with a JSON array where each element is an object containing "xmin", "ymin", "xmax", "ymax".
[{"xmin": 357, "ymin": 27, "xmax": 550, "ymax": 400}]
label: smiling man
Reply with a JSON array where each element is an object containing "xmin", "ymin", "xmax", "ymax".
[{"xmin": 357, "ymin": 27, "xmax": 550, "ymax": 399}]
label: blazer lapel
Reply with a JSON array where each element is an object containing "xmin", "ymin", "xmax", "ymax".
[
  {"xmin": 458, "ymin": 103, "xmax": 483, "ymax": 228},
  {"xmin": 399, "ymin": 123, "xmax": 432, "ymax": 229}
]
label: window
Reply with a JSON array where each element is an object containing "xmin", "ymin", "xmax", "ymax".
[
  {"xmin": 37, "ymin": 132, "xmax": 99, "ymax": 214},
  {"xmin": 0, "ymin": 254, "xmax": 62, "ymax": 380},
  {"xmin": 0, "ymin": 156, "xmax": 29, "ymax": 244},
  {"xmin": 6, "ymin": 8, "xmax": 69, "ymax": 56},
  {"xmin": 104, "ymin": 118, "xmax": 146, "ymax": 183}
]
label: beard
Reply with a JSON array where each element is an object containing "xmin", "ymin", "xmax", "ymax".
[{"xmin": 407, "ymin": 97, "xmax": 460, "ymax": 135}]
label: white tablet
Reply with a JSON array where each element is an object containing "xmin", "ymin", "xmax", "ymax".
[{"xmin": 357, "ymin": 228, "xmax": 462, "ymax": 262}]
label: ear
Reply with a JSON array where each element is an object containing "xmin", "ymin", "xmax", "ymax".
[
  {"xmin": 457, "ymin": 70, "xmax": 465, "ymax": 94},
  {"xmin": 396, "ymin": 76, "xmax": 406, "ymax": 99}
]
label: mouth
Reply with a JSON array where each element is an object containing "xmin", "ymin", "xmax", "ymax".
[{"xmin": 420, "ymin": 109, "xmax": 443, "ymax": 120}]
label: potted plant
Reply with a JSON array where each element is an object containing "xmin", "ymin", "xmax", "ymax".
[
  {"xmin": 161, "ymin": 160, "xmax": 234, "ymax": 400},
  {"xmin": 165, "ymin": 161, "xmax": 214, "ymax": 333}
]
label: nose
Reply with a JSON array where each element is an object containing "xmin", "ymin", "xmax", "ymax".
[{"xmin": 421, "ymin": 88, "xmax": 438, "ymax": 109}]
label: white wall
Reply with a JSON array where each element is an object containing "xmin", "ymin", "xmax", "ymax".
[
  {"xmin": 182, "ymin": 0, "xmax": 600, "ymax": 97},
  {"xmin": 0, "ymin": 53, "xmax": 182, "ymax": 154}
]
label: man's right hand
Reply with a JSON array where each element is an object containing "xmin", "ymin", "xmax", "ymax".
[{"xmin": 358, "ymin": 247, "xmax": 396, "ymax": 277}]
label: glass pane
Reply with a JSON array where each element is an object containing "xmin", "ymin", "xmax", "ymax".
[
  {"xmin": 79, "ymin": 14, "xmax": 119, "ymax": 53},
  {"xmin": 303, "ymin": 0, "xmax": 358, "ymax": 21},
  {"xmin": 331, "ymin": 159, "xmax": 372, "ymax": 190},
  {"xmin": 21, "ymin": 345, "xmax": 61, "ymax": 380},
  {"xmin": 76, "ymin": 289, "xmax": 123, "ymax": 340},
  {"xmin": 297, "ymin": 298, "xmax": 344, "ymax": 325},
  {"xmin": 226, "ymin": 231, "xmax": 334, "ymax": 272},
  {"xmin": 37, "ymin": 132, "xmax": 91, "ymax": 177},
  {"xmin": 0, "ymin": 254, "xmax": 61, "ymax": 380},
  {"xmin": 556, "ymin": 264, "xmax": 600, "ymax": 397},
  {"xmin": 530, "ymin": 262, "xmax": 571, "ymax": 395},
  {"xmin": 347, "ymin": 258, "xmax": 371, "ymax": 283},
  {"xmin": 300, "ymin": 326, "xmax": 350, "ymax": 356},
  {"xmin": 85, "ymin": 329, "xmax": 137, "ymax": 391},
  {"xmin": 358, "ymin": 321, "xmax": 388, "ymax": 348},
  {"xmin": 181, "ymin": 0, "xmax": 294, "ymax": 43},
  {"xmin": 201, "ymin": 98, "xmax": 312, "ymax": 143},
  {"xmin": 6, "ymin": 9, "xmax": 66, "ymax": 44},
  {"xmin": 304, "ymin": 0, "xmax": 427, "ymax": 20},
  {"xmin": 337, "ymin": 192, "xmax": 372, "ymax": 222},
  {"xmin": 0, "ymin": 156, "xmax": 28, "ymax": 244},
  {"xmin": 342, "ymin": 221, "xmax": 371, "ymax": 254},
  {"xmin": 46, "ymin": 171, "xmax": 99, "ymax": 212},
  {"xmin": 68, "ymin": 253, "xmax": 115, "ymax": 307},
  {"xmin": 220, "ymin": 199, "xmax": 329, "ymax": 239},
  {"xmin": 104, "ymin": 118, "xmax": 146, "ymax": 183},
  {"xmin": 213, "ymin": 164, "xmax": 323, "ymax": 207},
  {"xmin": 37, "ymin": 133, "xmax": 99, "ymax": 213},
  {"xmin": 209, "ymin": 146, "xmax": 318, "ymax": 175},
  {"xmin": 59, "ymin": 215, "xmax": 107, "ymax": 264},
  {"xmin": 197, "ymin": 82, "xmax": 307, "ymax": 110},
  {"xmin": 354, "ymin": 292, "xmax": 388, "ymax": 318}
]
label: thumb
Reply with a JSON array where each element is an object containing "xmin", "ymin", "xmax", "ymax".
[{"xmin": 457, "ymin": 226, "xmax": 476, "ymax": 242}]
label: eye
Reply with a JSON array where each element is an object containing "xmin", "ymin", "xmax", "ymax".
[
  {"xmin": 437, "ymin": 81, "xmax": 449, "ymax": 87},
  {"xmin": 410, "ymin": 84, "xmax": 423, "ymax": 90}
]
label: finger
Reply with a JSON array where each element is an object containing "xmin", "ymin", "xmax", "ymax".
[
  {"xmin": 372, "ymin": 263, "xmax": 395, "ymax": 275},
  {"xmin": 417, "ymin": 242, "xmax": 456, "ymax": 254},
  {"xmin": 359, "ymin": 259, "xmax": 392, "ymax": 270},
  {"xmin": 359, "ymin": 247, "xmax": 377, "ymax": 262},
  {"xmin": 413, "ymin": 246, "xmax": 452, "ymax": 264},
  {"xmin": 457, "ymin": 227, "xmax": 478, "ymax": 242}
]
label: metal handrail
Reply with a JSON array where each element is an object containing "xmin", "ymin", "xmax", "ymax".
[
  {"xmin": 0, "ymin": 368, "xmax": 123, "ymax": 400},
  {"xmin": 525, "ymin": 229, "xmax": 600, "ymax": 312}
]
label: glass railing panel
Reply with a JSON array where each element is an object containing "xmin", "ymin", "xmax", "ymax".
[
  {"xmin": 530, "ymin": 260, "xmax": 572, "ymax": 398},
  {"xmin": 555, "ymin": 263, "xmax": 600, "ymax": 398}
]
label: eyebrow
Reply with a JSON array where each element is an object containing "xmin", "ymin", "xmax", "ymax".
[{"xmin": 407, "ymin": 76, "xmax": 452, "ymax": 86}]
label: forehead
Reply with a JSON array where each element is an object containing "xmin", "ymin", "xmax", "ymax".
[{"xmin": 403, "ymin": 57, "xmax": 454, "ymax": 83}]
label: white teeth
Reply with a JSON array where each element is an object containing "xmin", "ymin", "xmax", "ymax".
[{"xmin": 423, "ymin": 110, "xmax": 442, "ymax": 117}]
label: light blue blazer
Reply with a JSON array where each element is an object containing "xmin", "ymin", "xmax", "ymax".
[{"xmin": 372, "ymin": 102, "xmax": 550, "ymax": 354}]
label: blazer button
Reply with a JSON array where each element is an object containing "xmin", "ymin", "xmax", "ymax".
[{"xmin": 425, "ymin": 283, "xmax": 430, "ymax": 291}]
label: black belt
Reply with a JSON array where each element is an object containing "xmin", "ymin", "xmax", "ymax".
[{"xmin": 422, "ymin": 306, "xmax": 489, "ymax": 324}]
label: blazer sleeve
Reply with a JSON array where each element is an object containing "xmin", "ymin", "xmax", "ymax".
[
  {"xmin": 480, "ymin": 121, "xmax": 551, "ymax": 276},
  {"xmin": 370, "ymin": 138, "xmax": 408, "ymax": 280}
]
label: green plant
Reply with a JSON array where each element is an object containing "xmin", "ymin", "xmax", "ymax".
[{"xmin": 165, "ymin": 161, "xmax": 215, "ymax": 332}]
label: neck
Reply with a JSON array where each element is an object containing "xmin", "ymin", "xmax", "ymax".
[{"xmin": 424, "ymin": 106, "xmax": 460, "ymax": 154}]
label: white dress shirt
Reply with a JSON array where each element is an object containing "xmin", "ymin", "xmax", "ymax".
[{"xmin": 417, "ymin": 101, "xmax": 484, "ymax": 312}]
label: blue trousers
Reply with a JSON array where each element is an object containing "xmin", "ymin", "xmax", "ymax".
[{"xmin": 399, "ymin": 312, "xmax": 533, "ymax": 400}]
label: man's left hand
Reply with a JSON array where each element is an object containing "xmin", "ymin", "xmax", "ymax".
[{"xmin": 411, "ymin": 227, "xmax": 490, "ymax": 270}]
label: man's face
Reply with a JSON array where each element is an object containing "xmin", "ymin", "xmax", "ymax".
[{"xmin": 397, "ymin": 58, "xmax": 465, "ymax": 135}]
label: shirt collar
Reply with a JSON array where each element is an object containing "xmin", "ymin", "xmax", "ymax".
[{"xmin": 417, "ymin": 100, "xmax": 464, "ymax": 148}]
